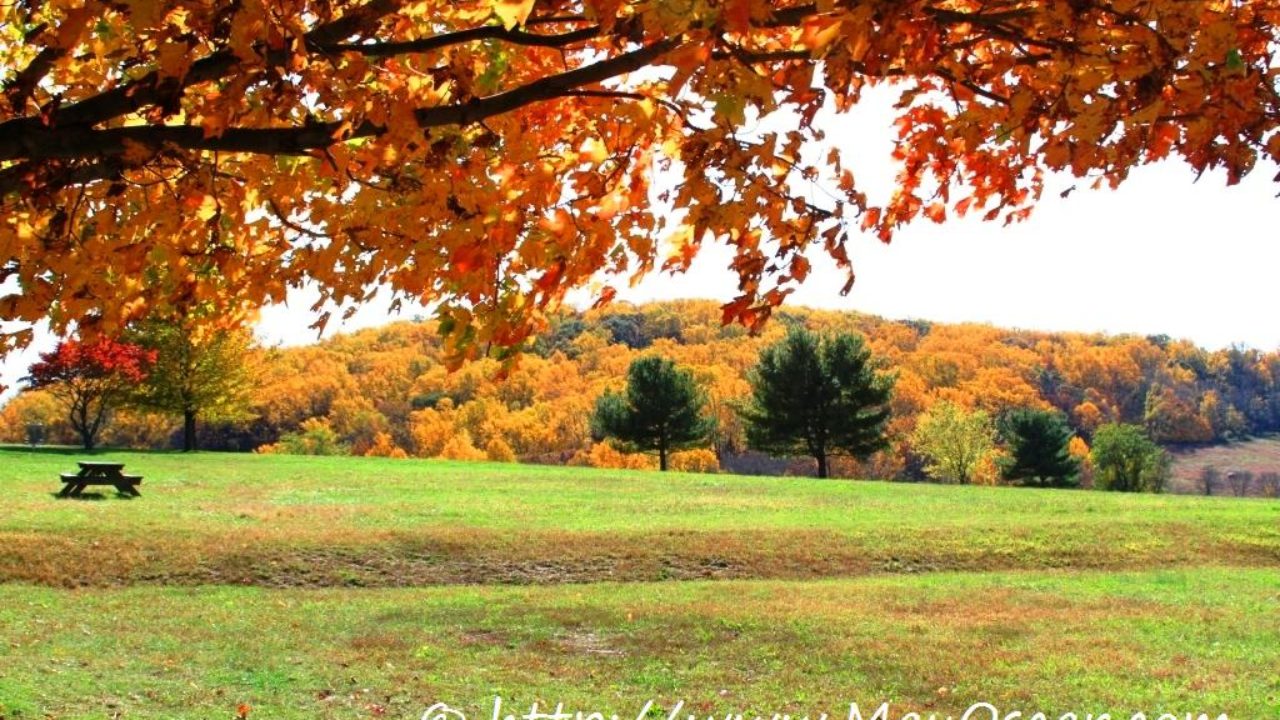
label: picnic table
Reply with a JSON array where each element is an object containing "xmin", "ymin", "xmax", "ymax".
[{"xmin": 58, "ymin": 461, "xmax": 142, "ymax": 498}]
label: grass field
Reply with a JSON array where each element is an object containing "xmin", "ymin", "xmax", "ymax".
[{"xmin": 2, "ymin": 447, "xmax": 1278, "ymax": 718}]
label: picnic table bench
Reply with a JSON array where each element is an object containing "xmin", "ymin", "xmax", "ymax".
[{"xmin": 58, "ymin": 461, "xmax": 142, "ymax": 498}]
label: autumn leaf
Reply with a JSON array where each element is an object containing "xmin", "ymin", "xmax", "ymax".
[
  {"xmin": 492, "ymin": 0, "xmax": 536, "ymax": 30},
  {"xmin": 0, "ymin": 0, "xmax": 1277, "ymax": 360}
]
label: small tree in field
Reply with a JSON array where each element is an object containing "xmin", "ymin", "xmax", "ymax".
[
  {"xmin": 24, "ymin": 339, "xmax": 156, "ymax": 450},
  {"xmin": 912, "ymin": 401, "xmax": 997, "ymax": 484},
  {"xmin": 738, "ymin": 327, "xmax": 894, "ymax": 479},
  {"xmin": 1227, "ymin": 470, "xmax": 1254, "ymax": 497},
  {"xmin": 1198, "ymin": 466, "xmax": 1222, "ymax": 496},
  {"xmin": 1258, "ymin": 472, "xmax": 1280, "ymax": 498},
  {"xmin": 1090, "ymin": 423, "xmax": 1169, "ymax": 493},
  {"xmin": 999, "ymin": 408, "xmax": 1080, "ymax": 488},
  {"xmin": 591, "ymin": 356, "xmax": 713, "ymax": 471},
  {"xmin": 128, "ymin": 319, "xmax": 256, "ymax": 451}
]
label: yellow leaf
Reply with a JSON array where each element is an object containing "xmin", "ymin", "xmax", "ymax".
[
  {"xmin": 196, "ymin": 195, "xmax": 219, "ymax": 221},
  {"xmin": 493, "ymin": 0, "xmax": 536, "ymax": 30},
  {"xmin": 801, "ymin": 16, "xmax": 842, "ymax": 56}
]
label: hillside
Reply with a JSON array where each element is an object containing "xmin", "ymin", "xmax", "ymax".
[
  {"xmin": 4, "ymin": 300, "xmax": 1280, "ymax": 488},
  {"xmin": 1169, "ymin": 435, "xmax": 1280, "ymax": 496}
]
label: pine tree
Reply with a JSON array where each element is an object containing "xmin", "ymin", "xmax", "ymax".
[
  {"xmin": 739, "ymin": 327, "xmax": 894, "ymax": 479},
  {"xmin": 591, "ymin": 356, "xmax": 713, "ymax": 471},
  {"xmin": 999, "ymin": 409, "xmax": 1081, "ymax": 487}
]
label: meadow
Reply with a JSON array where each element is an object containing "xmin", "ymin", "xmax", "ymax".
[{"xmin": 1, "ymin": 447, "xmax": 1278, "ymax": 718}]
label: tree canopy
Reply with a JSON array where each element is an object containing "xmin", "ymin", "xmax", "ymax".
[
  {"xmin": 1090, "ymin": 422, "xmax": 1170, "ymax": 492},
  {"xmin": 2, "ymin": 0, "xmax": 1279, "ymax": 357},
  {"xmin": 127, "ymin": 318, "xmax": 257, "ymax": 451},
  {"xmin": 911, "ymin": 400, "xmax": 997, "ymax": 484},
  {"xmin": 24, "ymin": 338, "xmax": 156, "ymax": 449}
]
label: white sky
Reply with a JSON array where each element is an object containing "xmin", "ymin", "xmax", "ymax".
[
  {"xmin": 257, "ymin": 88, "xmax": 1280, "ymax": 352},
  {"xmin": 4, "ymin": 87, "xmax": 1279, "ymax": 398}
]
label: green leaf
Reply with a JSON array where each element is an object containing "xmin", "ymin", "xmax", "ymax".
[{"xmin": 1226, "ymin": 48, "xmax": 1245, "ymax": 72}]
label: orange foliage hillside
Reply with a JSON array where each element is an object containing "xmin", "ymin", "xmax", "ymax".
[{"xmin": 3, "ymin": 300, "xmax": 1278, "ymax": 479}]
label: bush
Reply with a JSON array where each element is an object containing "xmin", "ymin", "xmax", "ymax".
[
  {"xmin": 572, "ymin": 440, "xmax": 657, "ymax": 470},
  {"xmin": 257, "ymin": 418, "xmax": 349, "ymax": 455},
  {"xmin": 438, "ymin": 431, "xmax": 486, "ymax": 461},
  {"xmin": 669, "ymin": 448, "xmax": 720, "ymax": 473},
  {"xmin": 484, "ymin": 437, "xmax": 517, "ymax": 463},
  {"xmin": 363, "ymin": 432, "xmax": 409, "ymax": 458}
]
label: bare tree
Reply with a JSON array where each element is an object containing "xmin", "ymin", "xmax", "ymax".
[
  {"xmin": 1198, "ymin": 466, "xmax": 1221, "ymax": 496},
  {"xmin": 1227, "ymin": 471, "xmax": 1254, "ymax": 497},
  {"xmin": 1257, "ymin": 472, "xmax": 1280, "ymax": 499}
]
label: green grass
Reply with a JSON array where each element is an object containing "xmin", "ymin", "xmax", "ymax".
[
  {"xmin": 1, "ymin": 568, "xmax": 1276, "ymax": 719},
  {"xmin": 2, "ymin": 447, "xmax": 1277, "ymax": 717},
  {"xmin": 1, "ymin": 447, "xmax": 1277, "ymax": 586}
]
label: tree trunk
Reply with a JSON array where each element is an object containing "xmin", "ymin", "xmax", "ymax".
[
  {"xmin": 659, "ymin": 446, "xmax": 668, "ymax": 471},
  {"xmin": 816, "ymin": 452, "xmax": 828, "ymax": 479},
  {"xmin": 183, "ymin": 408, "xmax": 197, "ymax": 452},
  {"xmin": 72, "ymin": 398, "xmax": 96, "ymax": 450}
]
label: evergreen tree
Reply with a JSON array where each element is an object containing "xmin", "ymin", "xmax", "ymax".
[
  {"xmin": 999, "ymin": 408, "xmax": 1081, "ymax": 487},
  {"xmin": 591, "ymin": 356, "xmax": 713, "ymax": 471},
  {"xmin": 739, "ymin": 327, "xmax": 894, "ymax": 478}
]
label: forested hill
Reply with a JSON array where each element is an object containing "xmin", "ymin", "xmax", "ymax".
[{"xmin": 4, "ymin": 300, "xmax": 1279, "ymax": 479}]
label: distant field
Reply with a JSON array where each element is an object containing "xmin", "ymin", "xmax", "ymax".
[
  {"xmin": 2, "ymin": 568, "xmax": 1277, "ymax": 719},
  {"xmin": 1169, "ymin": 435, "xmax": 1280, "ymax": 496},
  {"xmin": 1, "ymin": 447, "xmax": 1277, "ymax": 586}
]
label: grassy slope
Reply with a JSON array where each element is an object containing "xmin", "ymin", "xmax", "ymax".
[
  {"xmin": 1169, "ymin": 435, "xmax": 1280, "ymax": 495},
  {"xmin": 1, "ymin": 448, "xmax": 1278, "ymax": 586},
  {"xmin": 1, "ymin": 568, "xmax": 1277, "ymax": 719}
]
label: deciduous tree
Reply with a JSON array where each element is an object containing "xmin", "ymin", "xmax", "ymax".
[
  {"xmin": 591, "ymin": 355, "xmax": 713, "ymax": 471},
  {"xmin": 24, "ymin": 338, "xmax": 156, "ymax": 449},
  {"xmin": 128, "ymin": 318, "xmax": 257, "ymax": 451},
  {"xmin": 1, "ymin": 0, "xmax": 1278, "ymax": 358},
  {"xmin": 911, "ymin": 401, "xmax": 996, "ymax": 484},
  {"xmin": 739, "ymin": 326, "xmax": 894, "ymax": 478},
  {"xmin": 1090, "ymin": 423, "xmax": 1169, "ymax": 493}
]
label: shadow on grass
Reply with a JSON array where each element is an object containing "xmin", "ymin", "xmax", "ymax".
[
  {"xmin": 0, "ymin": 444, "xmax": 183, "ymax": 457},
  {"xmin": 50, "ymin": 491, "xmax": 109, "ymax": 501}
]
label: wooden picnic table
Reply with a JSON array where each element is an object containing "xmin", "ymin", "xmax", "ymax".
[{"xmin": 58, "ymin": 461, "xmax": 143, "ymax": 498}]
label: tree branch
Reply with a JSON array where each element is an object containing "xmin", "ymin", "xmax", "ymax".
[
  {"xmin": 0, "ymin": 37, "xmax": 686, "ymax": 191},
  {"xmin": 0, "ymin": 0, "xmax": 404, "ymax": 159},
  {"xmin": 322, "ymin": 24, "xmax": 602, "ymax": 57}
]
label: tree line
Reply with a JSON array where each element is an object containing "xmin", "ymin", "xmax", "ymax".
[
  {"xmin": 590, "ymin": 326, "xmax": 1167, "ymax": 492},
  {"xmin": 2, "ymin": 300, "xmax": 1277, "ymax": 494}
]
